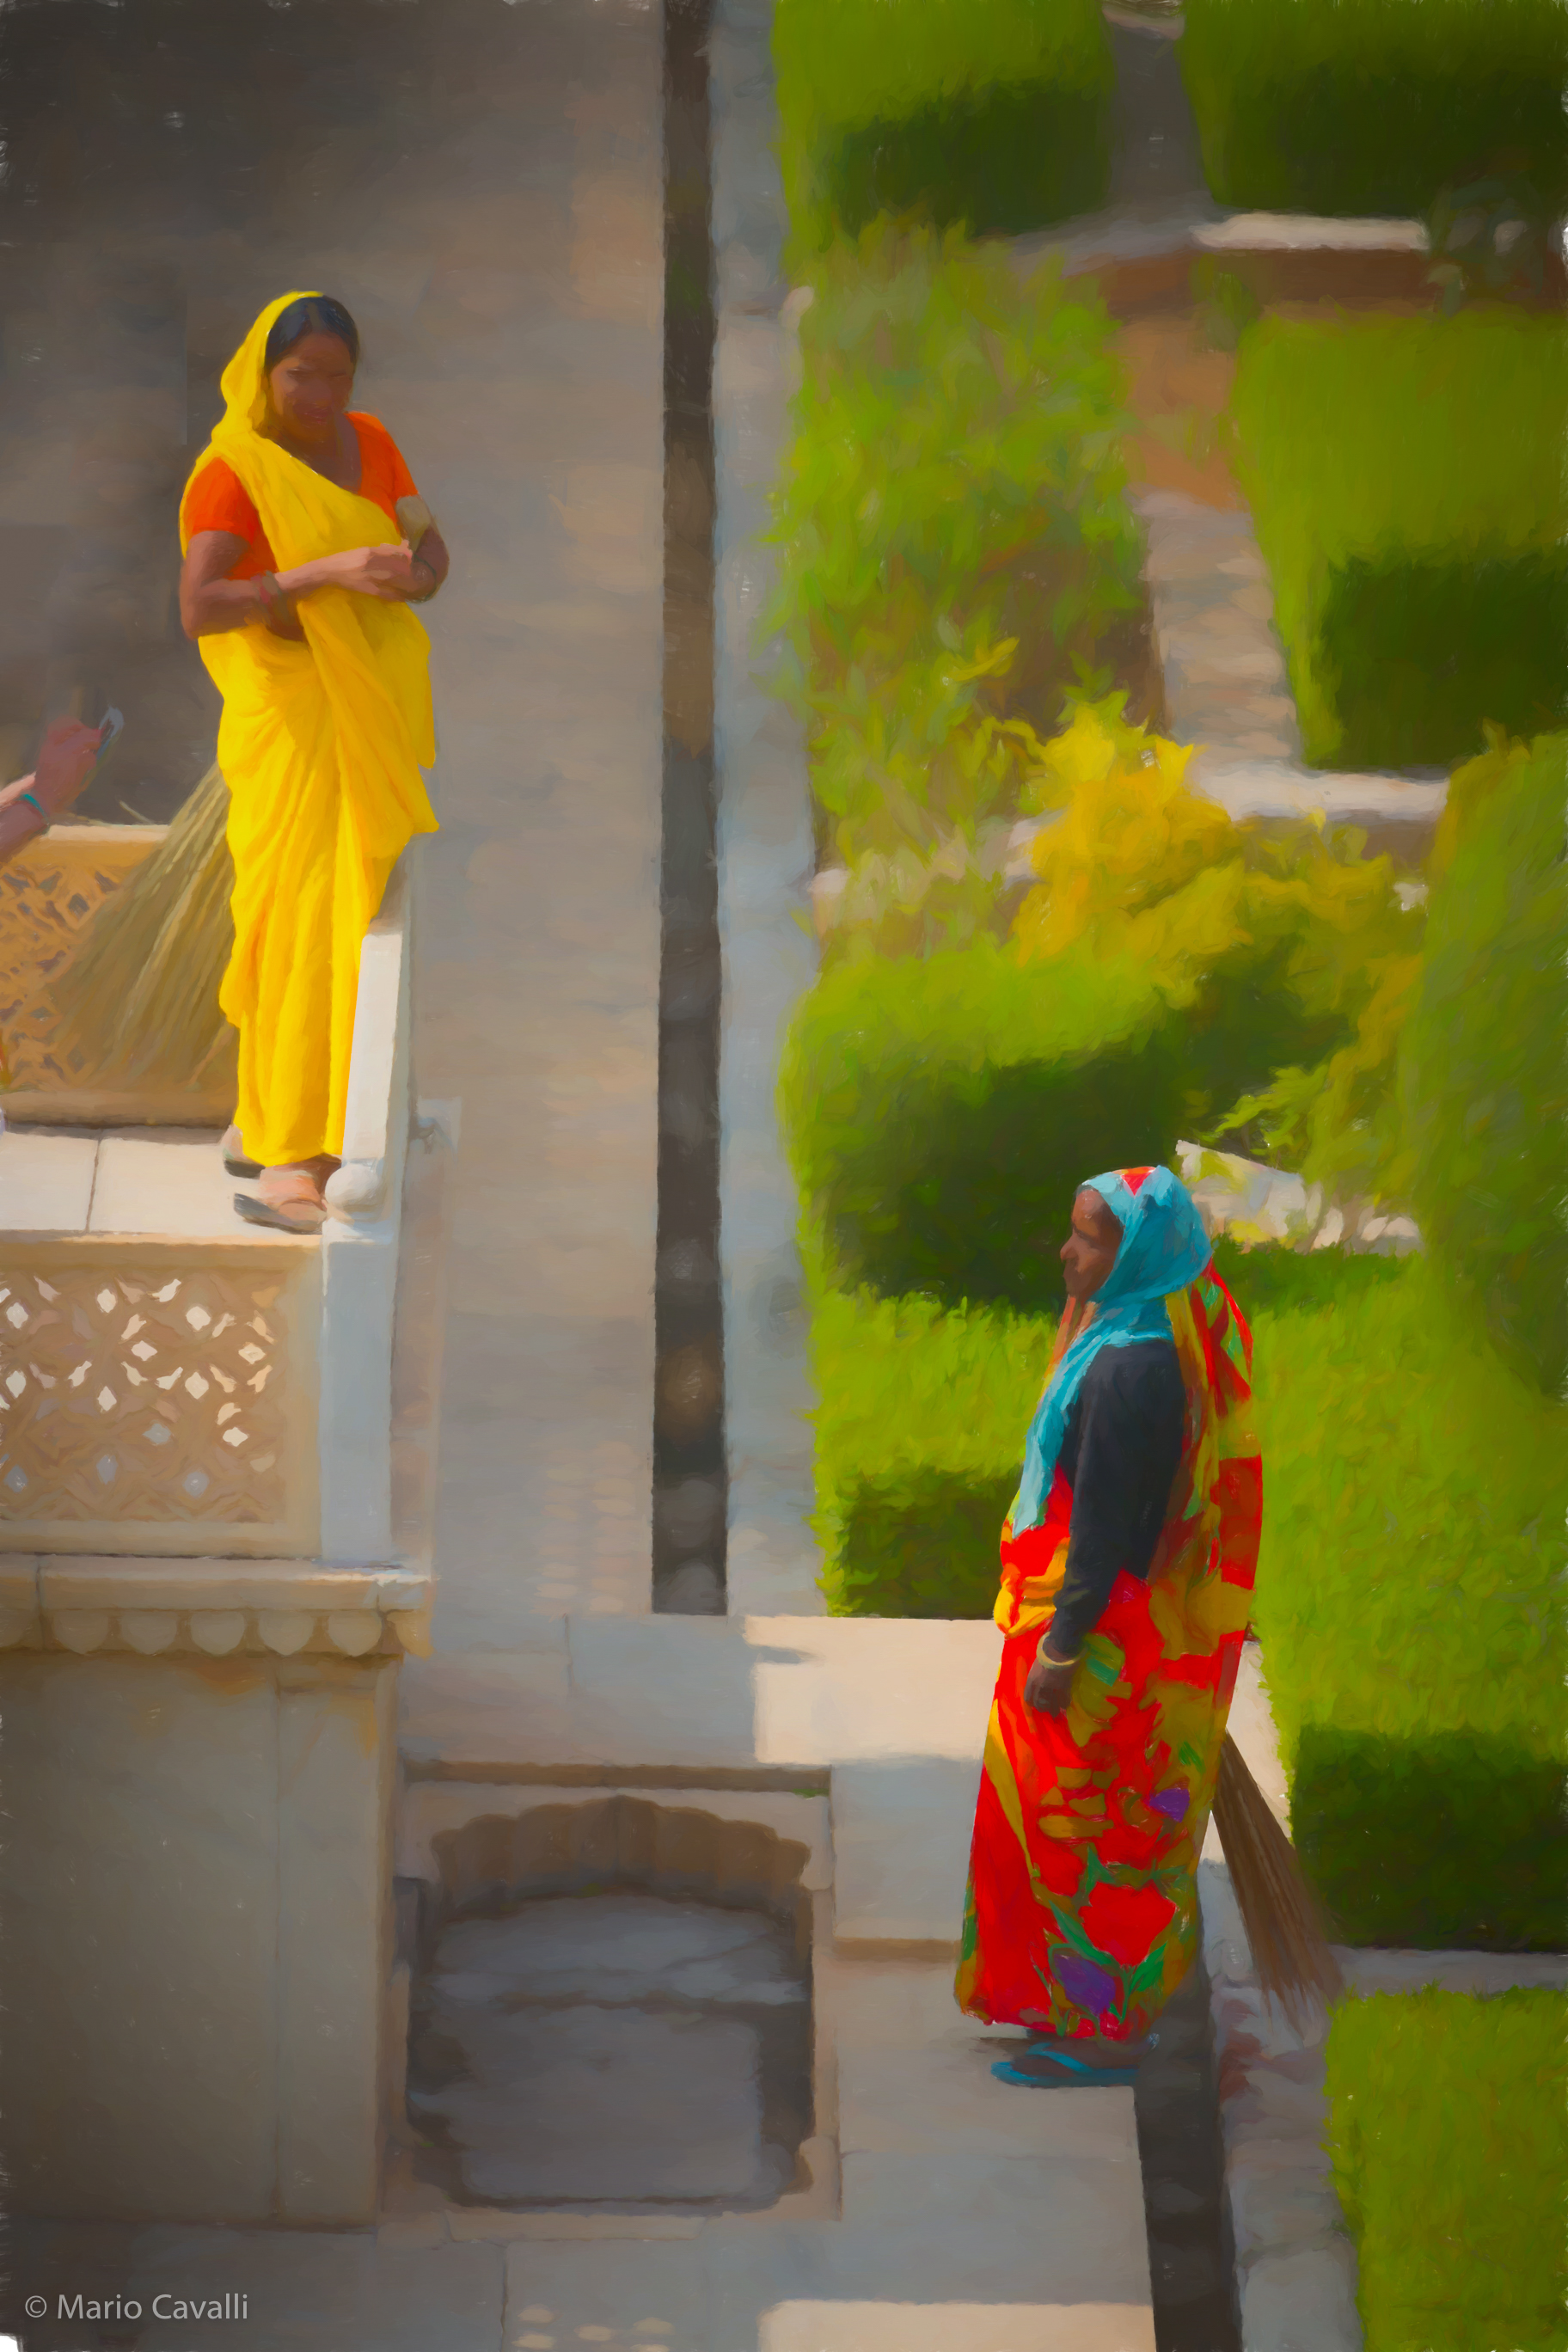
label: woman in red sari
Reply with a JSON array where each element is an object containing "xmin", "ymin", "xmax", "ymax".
[{"xmin": 955, "ymin": 1163, "xmax": 1260, "ymax": 2084}]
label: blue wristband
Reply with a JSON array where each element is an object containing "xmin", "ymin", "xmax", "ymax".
[{"xmin": 17, "ymin": 789, "xmax": 45, "ymax": 818}]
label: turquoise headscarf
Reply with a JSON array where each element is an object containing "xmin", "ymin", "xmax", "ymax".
[{"xmin": 1014, "ymin": 1163, "xmax": 1211, "ymax": 1534}]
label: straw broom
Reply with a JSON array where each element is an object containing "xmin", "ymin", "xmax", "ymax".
[
  {"xmin": 51, "ymin": 497, "xmax": 440, "ymax": 1098},
  {"xmin": 1211, "ymin": 1726, "xmax": 1344, "ymax": 2030},
  {"xmin": 1048, "ymin": 1295, "xmax": 1344, "ymax": 2030},
  {"xmin": 51, "ymin": 758, "xmax": 236, "ymax": 1092}
]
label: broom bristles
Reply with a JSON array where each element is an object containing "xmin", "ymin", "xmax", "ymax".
[
  {"xmin": 1211, "ymin": 1730, "xmax": 1344, "ymax": 2032},
  {"xmin": 51, "ymin": 761, "xmax": 236, "ymax": 1092}
]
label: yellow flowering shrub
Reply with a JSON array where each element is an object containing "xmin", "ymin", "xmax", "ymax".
[{"xmin": 1011, "ymin": 704, "xmax": 1421, "ymax": 1189}]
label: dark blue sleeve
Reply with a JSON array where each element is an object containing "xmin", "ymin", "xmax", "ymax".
[{"xmin": 1044, "ymin": 1344, "xmax": 1185, "ymax": 1658}]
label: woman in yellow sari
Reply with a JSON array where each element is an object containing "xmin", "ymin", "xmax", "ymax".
[{"xmin": 179, "ymin": 292, "xmax": 445, "ymax": 1231}]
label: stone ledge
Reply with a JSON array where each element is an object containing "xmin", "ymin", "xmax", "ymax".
[{"xmin": 0, "ymin": 1555, "xmax": 433, "ymax": 1657}]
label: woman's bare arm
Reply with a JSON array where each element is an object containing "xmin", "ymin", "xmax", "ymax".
[
  {"xmin": 180, "ymin": 531, "xmax": 421, "ymax": 640},
  {"xmin": 0, "ymin": 718, "xmax": 104, "ymax": 866}
]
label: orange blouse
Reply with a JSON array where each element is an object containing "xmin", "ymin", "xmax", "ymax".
[{"xmin": 183, "ymin": 413, "xmax": 418, "ymax": 579}]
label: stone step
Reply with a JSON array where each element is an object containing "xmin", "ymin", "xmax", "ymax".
[{"xmin": 0, "ymin": 1123, "xmax": 274, "ymax": 1239}]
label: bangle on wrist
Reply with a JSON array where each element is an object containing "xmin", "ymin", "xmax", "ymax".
[
  {"xmin": 16, "ymin": 788, "xmax": 46, "ymax": 822},
  {"xmin": 1038, "ymin": 1640, "xmax": 1080, "ymax": 1668}
]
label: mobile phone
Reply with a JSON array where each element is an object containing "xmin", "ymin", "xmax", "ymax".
[{"xmin": 94, "ymin": 707, "xmax": 125, "ymax": 768}]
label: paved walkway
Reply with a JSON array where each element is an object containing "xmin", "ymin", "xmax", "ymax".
[
  {"xmin": 395, "ymin": 0, "xmax": 665, "ymax": 1643},
  {"xmin": 14, "ymin": 1614, "xmax": 1308, "ymax": 2345}
]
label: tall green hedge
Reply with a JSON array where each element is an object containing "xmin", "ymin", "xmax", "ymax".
[
  {"xmin": 807, "ymin": 1238, "xmax": 1566, "ymax": 1947},
  {"xmin": 1326, "ymin": 1988, "xmax": 1568, "ymax": 2352},
  {"xmin": 774, "ymin": 0, "xmax": 1114, "ymax": 258},
  {"xmin": 1400, "ymin": 731, "xmax": 1568, "ymax": 1396},
  {"xmin": 1180, "ymin": 0, "xmax": 1568, "ymax": 217},
  {"xmin": 1229, "ymin": 312, "xmax": 1568, "ymax": 770},
  {"xmin": 808, "ymin": 1241, "xmax": 1409, "ymax": 1620},
  {"xmin": 1252, "ymin": 1260, "xmax": 1566, "ymax": 1951},
  {"xmin": 810, "ymin": 1287, "xmax": 1050, "ymax": 1618}
]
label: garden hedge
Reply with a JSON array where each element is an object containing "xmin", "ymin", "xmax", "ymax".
[
  {"xmin": 774, "ymin": 0, "xmax": 1114, "ymax": 256},
  {"xmin": 1229, "ymin": 311, "xmax": 1568, "ymax": 770},
  {"xmin": 808, "ymin": 1241, "xmax": 1406, "ymax": 1621},
  {"xmin": 1401, "ymin": 730, "xmax": 1568, "ymax": 1397},
  {"xmin": 1252, "ymin": 1260, "xmax": 1566, "ymax": 1951},
  {"xmin": 1326, "ymin": 1988, "xmax": 1567, "ymax": 2351},
  {"xmin": 810, "ymin": 1287, "xmax": 1050, "ymax": 1619},
  {"xmin": 1180, "ymin": 0, "xmax": 1568, "ymax": 217},
  {"xmin": 781, "ymin": 938, "xmax": 1184, "ymax": 1309},
  {"xmin": 807, "ymin": 1242, "xmax": 1565, "ymax": 1948}
]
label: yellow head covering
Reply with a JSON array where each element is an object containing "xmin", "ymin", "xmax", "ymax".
[{"xmin": 215, "ymin": 287, "xmax": 324, "ymax": 442}]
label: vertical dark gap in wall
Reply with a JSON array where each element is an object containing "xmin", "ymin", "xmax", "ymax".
[
  {"xmin": 1136, "ymin": 1945, "xmax": 1244, "ymax": 2352},
  {"xmin": 653, "ymin": 0, "xmax": 726, "ymax": 1613}
]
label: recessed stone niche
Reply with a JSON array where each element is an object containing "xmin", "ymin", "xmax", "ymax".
[{"xmin": 405, "ymin": 1794, "xmax": 815, "ymax": 2214}]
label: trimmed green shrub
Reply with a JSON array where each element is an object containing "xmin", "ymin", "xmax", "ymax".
[
  {"xmin": 1314, "ymin": 550, "xmax": 1568, "ymax": 772},
  {"xmin": 781, "ymin": 938, "xmax": 1185, "ymax": 1308},
  {"xmin": 1401, "ymin": 731, "xmax": 1568, "ymax": 1397},
  {"xmin": 810, "ymin": 1287, "xmax": 1052, "ymax": 1617},
  {"xmin": 1326, "ymin": 1988, "xmax": 1568, "ymax": 2351},
  {"xmin": 767, "ymin": 230, "xmax": 1142, "ymax": 872},
  {"xmin": 809, "ymin": 1239, "xmax": 1403, "ymax": 1622},
  {"xmin": 1228, "ymin": 312, "xmax": 1568, "ymax": 770},
  {"xmin": 809, "ymin": 1241, "xmax": 1406, "ymax": 1620},
  {"xmin": 774, "ymin": 0, "xmax": 1114, "ymax": 257},
  {"xmin": 1180, "ymin": 0, "xmax": 1568, "ymax": 217},
  {"xmin": 1293, "ymin": 1727, "xmax": 1566, "ymax": 1950},
  {"xmin": 1251, "ymin": 1259, "xmax": 1567, "ymax": 1949}
]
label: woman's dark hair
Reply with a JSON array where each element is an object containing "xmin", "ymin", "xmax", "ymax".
[{"xmin": 263, "ymin": 295, "xmax": 360, "ymax": 373}]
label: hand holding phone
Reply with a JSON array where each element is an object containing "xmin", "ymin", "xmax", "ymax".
[
  {"xmin": 24, "ymin": 714, "xmax": 116, "ymax": 820},
  {"xmin": 94, "ymin": 707, "xmax": 125, "ymax": 769}
]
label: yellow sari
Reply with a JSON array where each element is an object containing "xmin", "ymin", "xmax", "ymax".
[{"xmin": 181, "ymin": 291, "xmax": 438, "ymax": 1168}]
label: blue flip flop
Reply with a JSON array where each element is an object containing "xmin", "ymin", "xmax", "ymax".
[{"xmin": 992, "ymin": 2050, "xmax": 1140, "ymax": 2089}]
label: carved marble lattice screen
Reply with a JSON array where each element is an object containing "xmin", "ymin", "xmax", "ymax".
[
  {"xmin": 0, "ymin": 827, "xmax": 232, "ymax": 1118},
  {"xmin": 0, "ymin": 1241, "xmax": 321, "ymax": 1555},
  {"xmin": 0, "ymin": 830, "xmax": 158, "ymax": 1091}
]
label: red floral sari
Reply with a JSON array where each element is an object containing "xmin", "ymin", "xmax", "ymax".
[{"xmin": 955, "ymin": 1267, "xmax": 1260, "ymax": 2041}]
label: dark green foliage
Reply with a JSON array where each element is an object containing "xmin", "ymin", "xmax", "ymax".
[
  {"xmin": 828, "ymin": 1467, "xmax": 1019, "ymax": 1619},
  {"xmin": 1316, "ymin": 551, "xmax": 1568, "ymax": 772},
  {"xmin": 774, "ymin": 0, "xmax": 1114, "ymax": 257},
  {"xmin": 781, "ymin": 940, "xmax": 1183, "ymax": 1310},
  {"xmin": 822, "ymin": 83, "xmax": 1111, "ymax": 244},
  {"xmin": 1252, "ymin": 1259, "xmax": 1566, "ymax": 1948},
  {"xmin": 1210, "ymin": 1237, "xmax": 1406, "ymax": 1322},
  {"xmin": 1400, "ymin": 732, "xmax": 1568, "ymax": 1393},
  {"xmin": 806, "ymin": 1286, "xmax": 1056, "ymax": 1619},
  {"xmin": 1180, "ymin": 0, "xmax": 1568, "ymax": 217},
  {"xmin": 767, "ymin": 235, "xmax": 1141, "ymax": 879},
  {"xmin": 1292, "ymin": 1727, "xmax": 1567, "ymax": 1951}
]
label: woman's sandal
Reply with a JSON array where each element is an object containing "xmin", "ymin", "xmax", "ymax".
[
  {"xmin": 234, "ymin": 1168, "xmax": 328, "ymax": 1234},
  {"xmin": 991, "ymin": 2050, "xmax": 1142, "ymax": 2089},
  {"xmin": 222, "ymin": 1124, "xmax": 263, "ymax": 1180}
]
